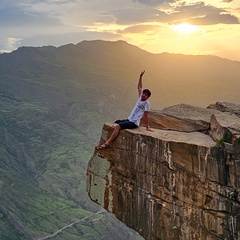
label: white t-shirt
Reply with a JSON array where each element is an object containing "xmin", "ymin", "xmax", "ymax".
[{"xmin": 128, "ymin": 94, "xmax": 150, "ymax": 126}]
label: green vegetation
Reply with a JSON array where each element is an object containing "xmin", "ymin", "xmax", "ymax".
[
  {"xmin": 0, "ymin": 42, "xmax": 143, "ymax": 239},
  {"xmin": 0, "ymin": 95, "xmax": 143, "ymax": 239},
  {"xmin": 215, "ymin": 137, "xmax": 225, "ymax": 148}
]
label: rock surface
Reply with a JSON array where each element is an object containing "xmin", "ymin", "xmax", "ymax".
[
  {"xmin": 208, "ymin": 101, "xmax": 240, "ymax": 117},
  {"xmin": 210, "ymin": 112, "xmax": 240, "ymax": 142},
  {"xmin": 141, "ymin": 104, "xmax": 219, "ymax": 132},
  {"xmin": 86, "ymin": 102, "xmax": 240, "ymax": 240}
]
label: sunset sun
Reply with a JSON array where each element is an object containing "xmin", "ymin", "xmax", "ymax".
[{"xmin": 171, "ymin": 23, "xmax": 198, "ymax": 34}]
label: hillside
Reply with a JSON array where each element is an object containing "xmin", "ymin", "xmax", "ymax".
[
  {"xmin": 0, "ymin": 40, "xmax": 239, "ymax": 239},
  {"xmin": 1, "ymin": 40, "xmax": 240, "ymax": 110}
]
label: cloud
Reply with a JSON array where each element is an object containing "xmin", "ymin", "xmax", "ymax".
[
  {"xmin": 172, "ymin": 2, "xmax": 240, "ymax": 25},
  {"xmin": 119, "ymin": 24, "xmax": 160, "ymax": 34},
  {"xmin": 152, "ymin": 2, "xmax": 240, "ymax": 25},
  {"xmin": 133, "ymin": 0, "xmax": 175, "ymax": 6},
  {"xmin": 7, "ymin": 37, "xmax": 22, "ymax": 48},
  {"xmin": 0, "ymin": 37, "xmax": 23, "ymax": 53},
  {"xmin": 0, "ymin": 2, "xmax": 61, "ymax": 27},
  {"xmin": 0, "ymin": 0, "xmax": 240, "ymax": 57},
  {"xmin": 91, "ymin": 1, "xmax": 240, "ymax": 26},
  {"xmin": 2, "ymin": 1, "xmax": 239, "ymax": 28},
  {"xmin": 190, "ymin": 12, "xmax": 239, "ymax": 25},
  {"xmin": 110, "ymin": 7, "xmax": 161, "ymax": 25}
]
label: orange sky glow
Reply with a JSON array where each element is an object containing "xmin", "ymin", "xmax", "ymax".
[{"xmin": 1, "ymin": 0, "xmax": 240, "ymax": 61}]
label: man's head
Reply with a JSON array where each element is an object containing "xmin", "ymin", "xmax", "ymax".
[{"xmin": 141, "ymin": 89, "xmax": 151, "ymax": 101}]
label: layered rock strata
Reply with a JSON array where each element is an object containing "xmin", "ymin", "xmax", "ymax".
[{"xmin": 86, "ymin": 102, "xmax": 240, "ymax": 240}]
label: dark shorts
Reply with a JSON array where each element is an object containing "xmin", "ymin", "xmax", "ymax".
[{"xmin": 114, "ymin": 119, "xmax": 138, "ymax": 130}]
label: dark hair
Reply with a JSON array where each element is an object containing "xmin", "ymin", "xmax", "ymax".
[{"xmin": 143, "ymin": 89, "xmax": 151, "ymax": 97}]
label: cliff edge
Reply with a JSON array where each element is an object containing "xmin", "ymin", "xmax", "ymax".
[{"xmin": 86, "ymin": 102, "xmax": 240, "ymax": 240}]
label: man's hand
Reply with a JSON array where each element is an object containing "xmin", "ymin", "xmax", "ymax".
[{"xmin": 140, "ymin": 70, "xmax": 145, "ymax": 77}]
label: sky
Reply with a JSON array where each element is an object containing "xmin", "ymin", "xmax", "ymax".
[{"xmin": 1, "ymin": 0, "xmax": 240, "ymax": 61}]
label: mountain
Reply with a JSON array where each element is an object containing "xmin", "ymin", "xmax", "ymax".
[
  {"xmin": 0, "ymin": 40, "xmax": 239, "ymax": 239},
  {"xmin": 1, "ymin": 40, "xmax": 240, "ymax": 110}
]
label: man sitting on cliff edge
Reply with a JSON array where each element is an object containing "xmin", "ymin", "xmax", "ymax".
[{"xmin": 96, "ymin": 70, "xmax": 153, "ymax": 150}]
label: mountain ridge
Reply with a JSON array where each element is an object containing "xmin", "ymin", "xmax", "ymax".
[{"xmin": 1, "ymin": 40, "xmax": 240, "ymax": 110}]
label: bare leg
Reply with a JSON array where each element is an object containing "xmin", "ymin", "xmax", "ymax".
[
  {"xmin": 105, "ymin": 124, "xmax": 121, "ymax": 145},
  {"xmin": 96, "ymin": 124, "xmax": 121, "ymax": 149}
]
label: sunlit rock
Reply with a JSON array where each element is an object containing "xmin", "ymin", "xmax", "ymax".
[
  {"xmin": 87, "ymin": 102, "xmax": 240, "ymax": 240},
  {"xmin": 210, "ymin": 112, "xmax": 240, "ymax": 143},
  {"xmin": 208, "ymin": 101, "xmax": 240, "ymax": 117},
  {"xmin": 141, "ymin": 104, "xmax": 219, "ymax": 132}
]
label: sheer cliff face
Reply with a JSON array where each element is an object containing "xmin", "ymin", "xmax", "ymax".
[{"xmin": 86, "ymin": 103, "xmax": 240, "ymax": 240}]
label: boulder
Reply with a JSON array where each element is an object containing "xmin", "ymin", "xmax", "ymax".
[
  {"xmin": 210, "ymin": 112, "xmax": 240, "ymax": 150},
  {"xmin": 141, "ymin": 104, "xmax": 219, "ymax": 132},
  {"xmin": 208, "ymin": 101, "xmax": 240, "ymax": 117}
]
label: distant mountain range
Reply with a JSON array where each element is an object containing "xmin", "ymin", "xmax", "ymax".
[
  {"xmin": 0, "ymin": 40, "xmax": 239, "ymax": 239},
  {"xmin": 1, "ymin": 40, "xmax": 240, "ymax": 109}
]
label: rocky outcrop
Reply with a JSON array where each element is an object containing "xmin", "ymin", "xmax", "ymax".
[
  {"xmin": 86, "ymin": 102, "xmax": 240, "ymax": 240},
  {"xmin": 208, "ymin": 102, "xmax": 240, "ymax": 117},
  {"xmin": 140, "ymin": 104, "xmax": 219, "ymax": 132}
]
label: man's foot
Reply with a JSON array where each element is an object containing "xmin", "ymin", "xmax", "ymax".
[{"xmin": 95, "ymin": 143, "xmax": 110, "ymax": 150}]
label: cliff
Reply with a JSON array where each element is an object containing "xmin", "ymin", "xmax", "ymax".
[{"xmin": 86, "ymin": 102, "xmax": 240, "ymax": 240}]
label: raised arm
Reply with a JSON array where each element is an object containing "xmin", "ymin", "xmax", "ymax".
[{"xmin": 138, "ymin": 70, "xmax": 145, "ymax": 96}]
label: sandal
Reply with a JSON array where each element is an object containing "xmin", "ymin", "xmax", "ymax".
[{"xmin": 95, "ymin": 144, "xmax": 110, "ymax": 150}]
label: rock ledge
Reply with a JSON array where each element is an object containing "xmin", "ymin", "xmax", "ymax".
[{"xmin": 87, "ymin": 102, "xmax": 240, "ymax": 240}]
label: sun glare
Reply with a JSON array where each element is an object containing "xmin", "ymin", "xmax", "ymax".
[{"xmin": 171, "ymin": 23, "xmax": 198, "ymax": 34}]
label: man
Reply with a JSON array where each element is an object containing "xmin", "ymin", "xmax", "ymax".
[{"xmin": 96, "ymin": 70, "xmax": 153, "ymax": 150}]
